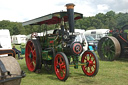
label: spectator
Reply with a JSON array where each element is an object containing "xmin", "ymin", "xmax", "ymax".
[{"xmin": 12, "ymin": 46, "xmax": 23, "ymax": 59}]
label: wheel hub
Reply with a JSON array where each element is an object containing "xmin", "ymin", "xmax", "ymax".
[
  {"xmin": 56, "ymin": 65, "xmax": 60, "ymax": 69},
  {"xmin": 105, "ymin": 46, "xmax": 110, "ymax": 52},
  {"xmin": 86, "ymin": 62, "xmax": 89, "ymax": 67},
  {"xmin": 89, "ymin": 61, "xmax": 93, "ymax": 66},
  {"xmin": 29, "ymin": 52, "xmax": 33, "ymax": 59},
  {"xmin": 86, "ymin": 61, "xmax": 93, "ymax": 67}
]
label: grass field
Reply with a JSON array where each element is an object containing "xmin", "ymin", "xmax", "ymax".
[{"xmin": 14, "ymin": 45, "xmax": 128, "ymax": 85}]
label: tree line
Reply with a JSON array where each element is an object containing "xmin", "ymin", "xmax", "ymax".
[{"xmin": 0, "ymin": 11, "xmax": 128, "ymax": 35}]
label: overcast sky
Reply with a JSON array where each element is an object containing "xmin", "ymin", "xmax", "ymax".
[{"xmin": 0, "ymin": 0, "xmax": 128, "ymax": 22}]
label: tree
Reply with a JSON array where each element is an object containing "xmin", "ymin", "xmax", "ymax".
[
  {"xmin": 116, "ymin": 13, "xmax": 128, "ymax": 28},
  {"xmin": 87, "ymin": 27, "xmax": 96, "ymax": 30},
  {"xmin": 0, "ymin": 11, "xmax": 128, "ymax": 35},
  {"xmin": 106, "ymin": 11, "xmax": 116, "ymax": 18}
]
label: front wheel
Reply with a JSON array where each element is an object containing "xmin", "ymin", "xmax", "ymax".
[
  {"xmin": 81, "ymin": 50, "xmax": 99, "ymax": 76},
  {"xmin": 54, "ymin": 52, "xmax": 69, "ymax": 81}
]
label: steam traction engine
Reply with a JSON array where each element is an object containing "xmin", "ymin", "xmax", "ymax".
[
  {"xmin": 98, "ymin": 25, "xmax": 128, "ymax": 61},
  {"xmin": 23, "ymin": 3, "xmax": 99, "ymax": 81}
]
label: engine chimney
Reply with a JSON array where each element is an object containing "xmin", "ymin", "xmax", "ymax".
[{"xmin": 66, "ymin": 3, "xmax": 75, "ymax": 33}]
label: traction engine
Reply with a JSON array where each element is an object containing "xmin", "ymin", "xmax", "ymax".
[
  {"xmin": 23, "ymin": 3, "xmax": 99, "ymax": 81},
  {"xmin": 98, "ymin": 25, "xmax": 128, "ymax": 61}
]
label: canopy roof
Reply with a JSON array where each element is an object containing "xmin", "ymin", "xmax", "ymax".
[{"xmin": 22, "ymin": 11, "xmax": 83, "ymax": 26}]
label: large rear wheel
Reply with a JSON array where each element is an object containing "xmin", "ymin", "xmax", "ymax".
[
  {"xmin": 98, "ymin": 36, "xmax": 121, "ymax": 61},
  {"xmin": 81, "ymin": 50, "xmax": 99, "ymax": 76},
  {"xmin": 25, "ymin": 40, "xmax": 42, "ymax": 72},
  {"xmin": 54, "ymin": 52, "xmax": 69, "ymax": 81}
]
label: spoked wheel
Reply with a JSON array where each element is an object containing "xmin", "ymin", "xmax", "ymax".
[
  {"xmin": 25, "ymin": 40, "xmax": 42, "ymax": 72},
  {"xmin": 54, "ymin": 52, "xmax": 69, "ymax": 81},
  {"xmin": 98, "ymin": 36, "xmax": 121, "ymax": 61},
  {"xmin": 81, "ymin": 50, "xmax": 99, "ymax": 76}
]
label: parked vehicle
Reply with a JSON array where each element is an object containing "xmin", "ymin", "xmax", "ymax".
[
  {"xmin": 75, "ymin": 29, "xmax": 86, "ymax": 33},
  {"xmin": 0, "ymin": 29, "xmax": 12, "ymax": 49},
  {"xmin": 85, "ymin": 35, "xmax": 98, "ymax": 51},
  {"xmin": 11, "ymin": 35, "xmax": 27, "ymax": 44},
  {"xmin": 84, "ymin": 29, "xmax": 110, "ymax": 41},
  {"xmin": 98, "ymin": 25, "xmax": 128, "ymax": 61}
]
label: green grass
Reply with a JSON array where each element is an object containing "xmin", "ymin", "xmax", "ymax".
[{"xmin": 14, "ymin": 45, "xmax": 128, "ymax": 85}]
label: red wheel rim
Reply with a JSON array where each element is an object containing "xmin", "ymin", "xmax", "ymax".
[
  {"xmin": 25, "ymin": 41, "xmax": 37, "ymax": 72},
  {"xmin": 81, "ymin": 51, "xmax": 96, "ymax": 76},
  {"xmin": 54, "ymin": 54, "xmax": 66, "ymax": 80}
]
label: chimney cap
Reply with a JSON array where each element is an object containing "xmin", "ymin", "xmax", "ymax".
[{"xmin": 65, "ymin": 3, "xmax": 75, "ymax": 9}]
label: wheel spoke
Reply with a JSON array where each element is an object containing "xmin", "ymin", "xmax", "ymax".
[
  {"xmin": 106, "ymin": 39, "xmax": 110, "ymax": 46},
  {"xmin": 62, "ymin": 69, "xmax": 66, "ymax": 77},
  {"xmin": 102, "ymin": 49, "xmax": 107, "ymax": 55},
  {"xmin": 108, "ymin": 52, "xmax": 112, "ymax": 60},
  {"xmin": 93, "ymin": 61, "xmax": 96, "ymax": 65},
  {"xmin": 92, "ymin": 65, "xmax": 96, "ymax": 69},
  {"xmin": 30, "ymin": 61, "xmax": 35, "ymax": 67},
  {"xmin": 110, "ymin": 50, "xmax": 115, "ymax": 53},
  {"xmin": 89, "ymin": 67, "xmax": 92, "ymax": 73},
  {"xmin": 89, "ymin": 54, "xmax": 92, "ymax": 61},
  {"xmin": 32, "ymin": 49, "xmax": 36, "ymax": 55},
  {"xmin": 108, "ymin": 39, "xmax": 112, "ymax": 46},
  {"xmin": 33, "ymin": 59, "xmax": 36, "ymax": 64},
  {"xmin": 87, "ymin": 54, "xmax": 90, "ymax": 61},
  {"xmin": 110, "ymin": 45, "xmax": 114, "ymax": 48},
  {"xmin": 93, "ymin": 59, "xmax": 95, "ymax": 62},
  {"xmin": 59, "ymin": 57, "xmax": 62, "ymax": 63},
  {"xmin": 105, "ymin": 52, "xmax": 108, "ymax": 57},
  {"xmin": 104, "ymin": 41, "xmax": 108, "ymax": 46},
  {"xmin": 102, "ymin": 42, "xmax": 106, "ymax": 47},
  {"xmin": 107, "ymin": 52, "xmax": 110, "ymax": 59},
  {"xmin": 84, "ymin": 56, "xmax": 87, "ymax": 62},
  {"xmin": 33, "ymin": 50, "xmax": 36, "ymax": 58},
  {"xmin": 61, "ymin": 64, "xmax": 66, "ymax": 69},
  {"xmin": 86, "ymin": 66, "xmax": 88, "ymax": 70},
  {"xmin": 56, "ymin": 69, "xmax": 60, "ymax": 74},
  {"xmin": 28, "ymin": 44, "xmax": 32, "ymax": 51}
]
